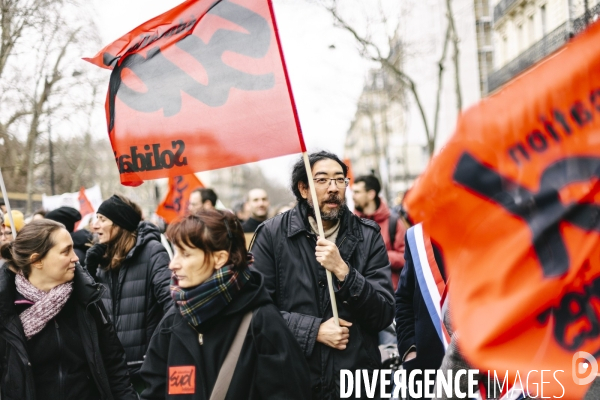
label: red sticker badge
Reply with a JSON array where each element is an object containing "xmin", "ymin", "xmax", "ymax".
[{"xmin": 168, "ymin": 366, "xmax": 196, "ymax": 395}]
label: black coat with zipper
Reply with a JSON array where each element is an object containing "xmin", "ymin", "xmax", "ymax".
[
  {"xmin": 0, "ymin": 263, "xmax": 138, "ymax": 400},
  {"xmin": 139, "ymin": 270, "xmax": 311, "ymax": 400},
  {"xmin": 92, "ymin": 221, "xmax": 172, "ymax": 377},
  {"xmin": 250, "ymin": 202, "xmax": 395, "ymax": 399}
]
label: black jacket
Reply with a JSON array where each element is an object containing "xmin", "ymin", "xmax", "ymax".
[
  {"xmin": 0, "ymin": 264, "xmax": 137, "ymax": 400},
  {"xmin": 395, "ymin": 232, "xmax": 446, "ymax": 374},
  {"xmin": 140, "ymin": 270, "xmax": 311, "ymax": 400},
  {"xmin": 250, "ymin": 202, "xmax": 395, "ymax": 399},
  {"xmin": 72, "ymin": 230, "xmax": 92, "ymax": 268},
  {"xmin": 241, "ymin": 217, "xmax": 262, "ymax": 233},
  {"xmin": 92, "ymin": 221, "xmax": 172, "ymax": 376}
]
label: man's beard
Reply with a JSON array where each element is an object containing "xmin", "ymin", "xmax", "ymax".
[{"xmin": 307, "ymin": 194, "xmax": 346, "ymax": 221}]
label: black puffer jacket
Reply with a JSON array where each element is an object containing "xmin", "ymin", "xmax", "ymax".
[
  {"xmin": 0, "ymin": 264, "xmax": 138, "ymax": 400},
  {"xmin": 140, "ymin": 270, "xmax": 311, "ymax": 399},
  {"xmin": 251, "ymin": 202, "xmax": 395, "ymax": 399},
  {"xmin": 92, "ymin": 221, "xmax": 172, "ymax": 377}
]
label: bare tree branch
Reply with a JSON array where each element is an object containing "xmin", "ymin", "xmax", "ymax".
[
  {"xmin": 446, "ymin": 0, "xmax": 462, "ymax": 112},
  {"xmin": 326, "ymin": 4, "xmax": 433, "ymax": 151},
  {"xmin": 432, "ymin": 24, "xmax": 451, "ymax": 156}
]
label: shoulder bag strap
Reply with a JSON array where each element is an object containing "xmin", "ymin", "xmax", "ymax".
[{"xmin": 209, "ymin": 311, "xmax": 253, "ymax": 400}]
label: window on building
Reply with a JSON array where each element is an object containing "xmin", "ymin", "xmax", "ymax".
[{"xmin": 541, "ymin": 5, "xmax": 547, "ymax": 37}]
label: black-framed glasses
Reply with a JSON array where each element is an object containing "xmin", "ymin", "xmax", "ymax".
[{"xmin": 313, "ymin": 177, "xmax": 350, "ymax": 188}]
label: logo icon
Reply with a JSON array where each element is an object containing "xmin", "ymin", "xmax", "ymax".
[{"xmin": 572, "ymin": 351, "xmax": 598, "ymax": 385}]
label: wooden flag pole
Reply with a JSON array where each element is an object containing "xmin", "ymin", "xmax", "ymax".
[
  {"xmin": 302, "ymin": 152, "xmax": 340, "ymax": 326},
  {"xmin": 267, "ymin": 0, "xmax": 339, "ymax": 326},
  {"xmin": 0, "ymin": 168, "xmax": 17, "ymax": 238}
]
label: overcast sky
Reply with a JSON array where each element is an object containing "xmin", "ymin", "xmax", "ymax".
[{"xmin": 91, "ymin": 0, "xmax": 374, "ymax": 185}]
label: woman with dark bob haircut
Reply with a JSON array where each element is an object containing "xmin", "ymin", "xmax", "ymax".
[
  {"xmin": 0, "ymin": 220, "xmax": 137, "ymax": 399},
  {"xmin": 140, "ymin": 209, "xmax": 311, "ymax": 399}
]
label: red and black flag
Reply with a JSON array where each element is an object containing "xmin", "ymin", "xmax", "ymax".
[{"xmin": 85, "ymin": 0, "xmax": 304, "ymax": 186}]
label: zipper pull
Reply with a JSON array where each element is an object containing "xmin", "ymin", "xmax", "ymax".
[{"xmin": 198, "ymin": 333, "xmax": 203, "ymax": 345}]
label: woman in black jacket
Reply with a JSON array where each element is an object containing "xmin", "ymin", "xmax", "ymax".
[
  {"xmin": 0, "ymin": 219, "xmax": 137, "ymax": 400},
  {"xmin": 86, "ymin": 194, "xmax": 172, "ymax": 390},
  {"xmin": 140, "ymin": 210, "xmax": 311, "ymax": 399}
]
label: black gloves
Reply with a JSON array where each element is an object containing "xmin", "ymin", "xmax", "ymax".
[{"xmin": 85, "ymin": 243, "xmax": 108, "ymax": 278}]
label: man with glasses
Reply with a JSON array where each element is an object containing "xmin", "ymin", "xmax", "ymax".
[{"xmin": 251, "ymin": 151, "xmax": 394, "ymax": 399}]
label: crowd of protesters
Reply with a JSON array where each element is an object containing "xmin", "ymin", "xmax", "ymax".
[{"xmin": 4, "ymin": 150, "xmax": 597, "ymax": 400}]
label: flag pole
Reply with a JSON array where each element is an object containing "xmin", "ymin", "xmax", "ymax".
[
  {"xmin": 302, "ymin": 152, "xmax": 340, "ymax": 326},
  {"xmin": 267, "ymin": 0, "xmax": 340, "ymax": 326},
  {"xmin": 0, "ymin": 168, "xmax": 17, "ymax": 238}
]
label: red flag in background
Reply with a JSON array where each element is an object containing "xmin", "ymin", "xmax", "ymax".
[
  {"xmin": 75, "ymin": 187, "xmax": 95, "ymax": 230},
  {"xmin": 343, "ymin": 158, "xmax": 354, "ymax": 186},
  {"xmin": 85, "ymin": 0, "xmax": 304, "ymax": 186},
  {"xmin": 404, "ymin": 20, "xmax": 600, "ymax": 398},
  {"xmin": 156, "ymin": 174, "xmax": 204, "ymax": 224}
]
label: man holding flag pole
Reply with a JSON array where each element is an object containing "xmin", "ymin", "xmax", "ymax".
[
  {"xmin": 251, "ymin": 152, "xmax": 394, "ymax": 398},
  {"xmin": 84, "ymin": 0, "xmax": 394, "ymax": 397}
]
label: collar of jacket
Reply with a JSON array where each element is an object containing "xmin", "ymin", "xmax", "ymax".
[
  {"xmin": 123, "ymin": 220, "xmax": 161, "ymax": 262},
  {"xmin": 286, "ymin": 201, "xmax": 364, "ymax": 243}
]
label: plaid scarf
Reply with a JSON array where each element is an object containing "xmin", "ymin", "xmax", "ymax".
[{"xmin": 171, "ymin": 265, "xmax": 251, "ymax": 327}]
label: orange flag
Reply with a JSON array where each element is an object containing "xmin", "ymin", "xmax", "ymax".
[
  {"xmin": 343, "ymin": 158, "xmax": 354, "ymax": 186},
  {"xmin": 405, "ymin": 20, "xmax": 600, "ymax": 398},
  {"xmin": 75, "ymin": 187, "xmax": 95, "ymax": 230},
  {"xmin": 156, "ymin": 174, "xmax": 204, "ymax": 224},
  {"xmin": 84, "ymin": 0, "xmax": 304, "ymax": 186}
]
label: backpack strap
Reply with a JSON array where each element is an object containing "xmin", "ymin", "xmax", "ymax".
[
  {"xmin": 388, "ymin": 211, "xmax": 399, "ymax": 248},
  {"xmin": 209, "ymin": 311, "xmax": 253, "ymax": 400}
]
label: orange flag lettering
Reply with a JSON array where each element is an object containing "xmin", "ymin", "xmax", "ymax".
[
  {"xmin": 156, "ymin": 174, "xmax": 204, "ymax": 224},
  {"xmin": 405, "ymin": 20, "xmax": 600, "ymax": 398},
  {"xmin": 85, "ymin": 0, "xmax": 304, "ymax": 186}
]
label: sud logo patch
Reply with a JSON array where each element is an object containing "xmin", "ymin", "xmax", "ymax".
[{"xmin": 168, "ymin": 366, "xmax": 195, "ymax": 395}]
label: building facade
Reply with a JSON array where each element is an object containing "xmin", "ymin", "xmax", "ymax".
[
  {"xmin": 343, "ymin": 64, "xmax": 427, "ymax": 201},
  {"xmin": 488, "ymin": 0, "xmax": 600, "ymax": 93},
  {"xmin": 344, "ymin": 0, "xmax": 482, "ymax": 202}
]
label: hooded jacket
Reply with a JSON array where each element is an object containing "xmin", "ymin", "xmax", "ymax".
[
  {"xmin": 250, "ymin": 202, "xmax": 395, "ymax": 399},
  {"xmin": 93, "ymin": 221, "xmax": 172, "ymax": 377},
  {"xmin": 0, "ymin": 264, "xmax": 137, "ymax": 400},
  {"xmin": 140, "ymin": 270, "xmax": 311, "ymax": 400},
  {"xmin": 354, "ymin": 199, "xmax": 406, "ymax": 289}
]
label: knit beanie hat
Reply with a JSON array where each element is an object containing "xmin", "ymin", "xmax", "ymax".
[
  {"xmin": 45, "ymin": 207, "xmax": 82, "ymax": 233},
  {"xmin": 97, "ymin": 195, "xmax": 141, "ymax": 232},
  {"xmin": 3, "ymin": 210, "xmax": 25, "ymax": 232}
]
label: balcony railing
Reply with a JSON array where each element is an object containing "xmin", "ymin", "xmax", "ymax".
[
  {"xmin": 573, "ymin": 3, "xmax": 600, "ymax": 35},
  {"xmin": 494, "ymin": 0, "xmax": 519, "ymax": 23},
  {"xmin": 487, "ymin": 4, "xmax": 600, "ymax": 94},
  {"xmin": 487, "ymin": 23, "xmax": 568, "ymax": 93}
]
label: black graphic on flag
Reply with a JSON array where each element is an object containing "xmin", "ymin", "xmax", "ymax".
[
  {"xmin": 106, "ymin": 0, "xmax": 274, "ymax": 132},
  {"xmin": 453, "ymin": 152, "xmax": 600, "ymax": 277}
]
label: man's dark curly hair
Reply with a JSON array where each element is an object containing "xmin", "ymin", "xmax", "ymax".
[{"xmin": 290, "ymin": 151, "xmax": 348, "ymax": 202}]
